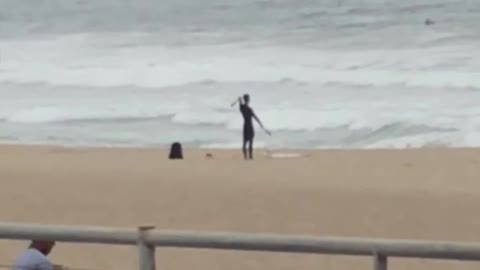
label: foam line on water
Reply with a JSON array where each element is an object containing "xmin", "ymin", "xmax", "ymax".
[{"xmin": 1, "ymin": 35, "xmax": 479, "ymax": 89}]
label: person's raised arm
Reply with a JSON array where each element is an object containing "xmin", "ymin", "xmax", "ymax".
[
  {"xmin": 237, "ymin": 96, "xmax": 246, "ymax": 112},
  {"xmin": 230, "ymin": 96, "xmax": 244, "ymax": 108}
]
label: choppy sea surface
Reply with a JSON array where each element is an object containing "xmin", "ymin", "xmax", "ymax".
[{"xmin": 0, "ymin": 0, "xmax": 479, "ymax": 149}]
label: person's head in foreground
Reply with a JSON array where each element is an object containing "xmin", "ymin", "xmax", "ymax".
[{"xmin": 30, "ymin": 239, "xmax": 56, "ymax": 256}]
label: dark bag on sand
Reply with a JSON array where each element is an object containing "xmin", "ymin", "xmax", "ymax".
[{"xmin": 169, "ymin": 142, "xmax": 183, "ymax": 159}]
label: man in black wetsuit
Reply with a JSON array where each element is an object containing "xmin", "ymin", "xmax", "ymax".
[{"xmin": 238, "ymin": 94, "xmax": 270, "ymax": 160}]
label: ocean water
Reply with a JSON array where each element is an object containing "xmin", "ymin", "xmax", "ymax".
[{"xmin": 0, "ymin": 0, "xmax": 479, "ymax": 149}]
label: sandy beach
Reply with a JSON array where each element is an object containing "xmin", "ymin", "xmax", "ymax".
[{"xmin": 0, "ymin": 145, "xmax": 480, "ymax": 270}]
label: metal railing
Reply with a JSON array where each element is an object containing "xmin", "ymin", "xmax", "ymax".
[{"xmin": 1, "ymin": 222, "xmax": 480, "ymax": 270}]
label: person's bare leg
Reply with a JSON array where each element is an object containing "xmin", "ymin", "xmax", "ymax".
[
  {"xmin": 242, "ymin": 139, "xmax": 248, "ymax": 160},
  {"xmin": 248, "ymin": 139, "xmax": 253, "ymax": 160}
]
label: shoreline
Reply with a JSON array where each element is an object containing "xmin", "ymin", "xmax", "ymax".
[
  {"xmin": 0, "ymin": 140, "xmax": 463, "ymax": 151},
  {"xmin": 0, "ymin": 141, "xmax": 475, "ymax": 163}
]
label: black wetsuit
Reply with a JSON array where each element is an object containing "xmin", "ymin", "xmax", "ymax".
[
  {"xmin": 240, "ymin": 103, "xmax": 255, "ymax": 159},
  {"xmin": 240, "ymin": 104, "xmax": 254, "ymax": 141}
]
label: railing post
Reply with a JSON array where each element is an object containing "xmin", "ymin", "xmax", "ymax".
[
  {"xmin": 374, "ymin": 253, "xmax": 387, "ymax": 270},
  {"xmin": 138, "ymin": 225, "xmax": 156, "ymax": 270}
]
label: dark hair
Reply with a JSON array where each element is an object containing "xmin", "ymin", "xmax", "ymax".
[
  {"xmin": 243, "ymin": 94, "xmax": 250, "ymax": 102},
  {"xmin": 169, "ymin": 142, "xmax": 183, "ymax": 159}
]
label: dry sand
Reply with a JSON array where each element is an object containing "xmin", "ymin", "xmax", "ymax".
[{"xmin": 1, "ymin": 144, "xmax": 480, "ymax": 270}]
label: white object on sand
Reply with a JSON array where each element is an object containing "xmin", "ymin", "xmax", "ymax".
[{"xmin": 266, "ymin": 152, "xmax": 309, "ymax": 159}]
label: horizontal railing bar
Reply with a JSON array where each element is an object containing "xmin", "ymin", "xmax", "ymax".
[
  {"xmin": 146, "ymin": 230, "xmax": 480, "ymax": 260},
  {"xmin": 1, "ymin": 223, "xmax": 480, "ymax": 261},
  {"xmin": 0, "ymin": 223, "xmax": 138, "ymax": 245}
]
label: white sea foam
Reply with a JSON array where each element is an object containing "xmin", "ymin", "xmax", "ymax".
[
  {"xmin": 0, "ymin": 0, "xmax": 479, "ymax": 148},
  {"xmin": 1, "ymin": 35, "xmax": 479, "ymax": 89}
]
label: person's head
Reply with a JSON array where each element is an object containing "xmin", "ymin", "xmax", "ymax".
[
  {"xmin": 30, "ymin": 240, "xmax": 56, "ymax": 255},
  {"xmin": 243, "ymin": 94, "xmax": 250, "ymax": 104}
]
